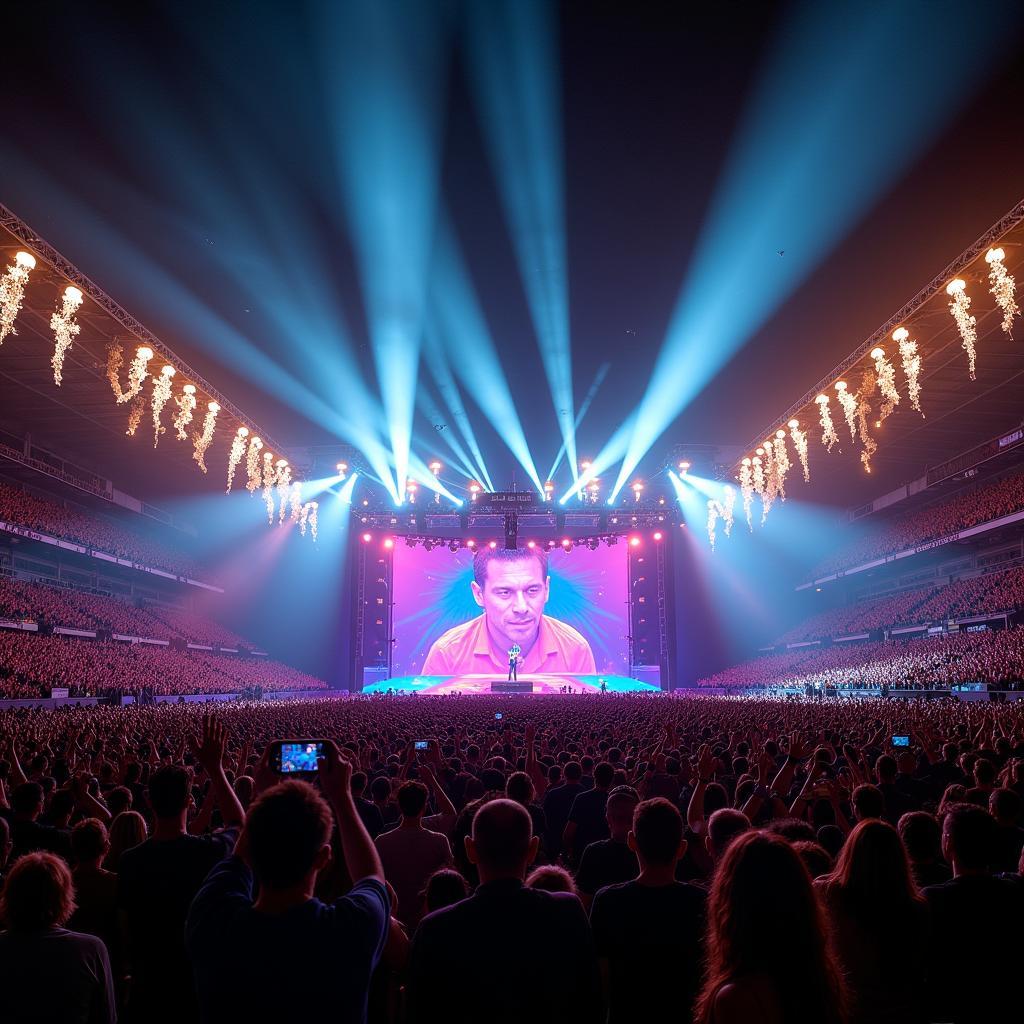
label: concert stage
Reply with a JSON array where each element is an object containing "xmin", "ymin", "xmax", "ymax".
[{"xmin": 361, "ymin": 673, "xmax": 661, "ymax": 696}]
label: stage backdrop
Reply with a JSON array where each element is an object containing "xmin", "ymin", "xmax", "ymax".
[{"xmin": 391, "ymin": 545, "xmax": 630, "ymax": 677}]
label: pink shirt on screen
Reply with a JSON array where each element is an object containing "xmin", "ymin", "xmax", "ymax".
[{"xmin": 420, "ymin": 614, "xmax": 596, "ymax": 676}]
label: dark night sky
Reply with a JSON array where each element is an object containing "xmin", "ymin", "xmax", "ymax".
[{"xmin": 2, "ymin": 0, "xmax": 1024, "ymax": 503}]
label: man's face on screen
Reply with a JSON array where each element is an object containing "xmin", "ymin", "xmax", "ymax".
[{"xmin": 471, "ymin": 557, "xmax": 549, "ymax": 651}]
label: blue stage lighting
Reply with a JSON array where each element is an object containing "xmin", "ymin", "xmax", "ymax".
[
  {"xmin": 546, "ymin": 362, "xmax": 610, "ymax": 483},
  {"xmin": 422, "ymin": 330, "xmax": 495, "ymax": 491},
  {"xmin": 465, "ymin": 0, "xmax": 576, "ymax": 481},
  {"xmin": 320, "ymin": 0, "xmax": 449, "ymax": 500},
  {"xmin": 429, "ymin": 219, "xmax": 544, "ymax": 496},
  {"xmin": 606, "ymin": 0, "xmax": 1020, "ymax": 501}
]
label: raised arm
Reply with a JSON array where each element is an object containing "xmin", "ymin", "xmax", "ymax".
[
  {"xmin": 192, "ymin": 715, "xmax": 245, "ymax": 829},
  {"xmin": 5, "ymin": 736, "xmax": 27, "ymax": 788},
  {"xmin": 417, "ymin": 763, "xmax": 456, "ymax": 820},
  {"xmin": 687, "ymin": 744, "xmax": 716, "ymax": 836},
  {"xmin": 71, "ymin": 773, "xmax": 112, "ymax": 824},
  {"xmin": 319, "ymin": 740, "xmax": 385, "ymax": 885}
]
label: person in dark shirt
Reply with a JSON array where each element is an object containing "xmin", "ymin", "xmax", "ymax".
[
  {"xmin": 0, "ymin": 851, "xmax": 116, "ymax": 1024},
  {"xmin": 352, "ymin": 771, "xmax": 385, "ymax": 839},
  {"xmin": 590, "ymin": 797, "xmax": 706, "ymax": 1023},
  {"xmin": 575, "ymin": 785, "xmax": 639, "ymax": 909},
  {"xmin": 874, "ymin": 755, "xmax": 913, "ymax": 825},
  {"xmin": 898, "ymin": 811, "xmax": 951, "ymax": 889},
  {"xmin": 541, "ymin": 760, "xmax": 583, "ymax": 860},
  {"xmin": 68, "ymin": 818, "xmax": 120, "ymax": 979},
  {"xmin": 988, "ymin": 786, "xmax": 1024, "ymax": 873},
  {"xmin": 9, "ymin": 781, "xmax": 73, "ymax": 861},
  {"xmin": 186, "ymin": 742, "xmax": 390, "ymax": 1024},
  {"xmin": 408, "ymin": 798, "xmax": 601, "ymax": 1024},
  {"xmin": 563, "ymin": 761, "xmax": 615, "ymax": 866},
  {"xmin": 924, "ymin": 803, "xmax": 1024, "ymax": 1024},
  {"xmin": 815, "ymin": 819, "xmax": 928, "ymax": 1024},
  {"xmin": 117, "ymin": 717, "xmax": 244, "ymax": 1024}
]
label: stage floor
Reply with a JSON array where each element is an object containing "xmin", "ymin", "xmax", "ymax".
[{"xmin": 361, "ymin": 673, "xmax": 660, "ymax": 696}]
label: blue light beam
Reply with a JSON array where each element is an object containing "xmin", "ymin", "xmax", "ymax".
[
  {"xmin": 429, "ymin": 218, "xmax": 544, "ymax": 496},
  {"xmin": 321, "ymin": 0, "xmax": 450, "ymax": 499},
  {"xmin": 609, "ymin": 0, "xmax": 1022, "ymax": 500},
  {"xmin": 465, "ymin": 0, "xmax": 576, "ymax": 480}
]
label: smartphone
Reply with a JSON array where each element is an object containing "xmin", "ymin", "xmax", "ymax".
[
  {"xmin": 269, "ymin": 740, "xmax": 325, "ymax": 774},
  {"xmin": 495, "ymin": 712, "xmax": 503, "ymax": 721},
  {"xmin": 414, "ymin": 740, "xmax": 430, "ymax": 751},
  {"xmin": 891, "ymin": 735, "xmax": 910, "ymax": 748}
]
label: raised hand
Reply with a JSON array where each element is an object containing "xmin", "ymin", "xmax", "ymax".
[
  {"xmin": 318, "ymin": 740, "xmax": 354, "ymax": 807},
  {"xmin": 192, "ymin": 715, "xmax": 229, "ymax": 776},
  {"xmin": 697, "ymin": 743, "xmax": 715, "ymax": 781}
]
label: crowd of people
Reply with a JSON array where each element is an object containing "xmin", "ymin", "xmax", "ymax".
[
  {"xmin": 813, "ymin": 467, "xmax": 1024, "ymax": 577},
  {"xmin": 0, "ymin": 693, "xmax": 1021, "ymax": 1023},
  {"xmin": 0, "ymin": 481, "xmax": 209, "ymax": 581},
  {"xmin": 0, "ymin": 574, "xmax": 249, "ymax": 648},
  {"xmin": 0, "ymin": 632, "xmax": 327, "ymax": 699},
  {"xmin": 698, "ymin": 625, "xmax": 1024, "ymax": 691},
  {"xmin": 777, "ymin": 564, "xmax": 1024, "ymax": 646}
]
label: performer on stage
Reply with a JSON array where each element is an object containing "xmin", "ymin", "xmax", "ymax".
[
  {"xmin": 421, "ymin": 546, "xmax": 596, "ymax": 676},
  {"xmin": 508, "ymin": 644, "xmax": 521, "ymax": 681}
]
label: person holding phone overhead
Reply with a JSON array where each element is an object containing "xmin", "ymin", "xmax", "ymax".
[{"xmin": 186, "ymin": 735, "xmax": 391, "ymax": 1023}]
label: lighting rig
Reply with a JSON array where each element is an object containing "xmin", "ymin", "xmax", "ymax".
[{"xmin": 356, "ymin": 489, "xmax": 675, "ymax": 550}]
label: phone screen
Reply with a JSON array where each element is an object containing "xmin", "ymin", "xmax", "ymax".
[
  {"xmin": 495, "ymin": 712, "xmax": 503, "ymax": 721},
  {"xmin": 891, "ymin": 735, "xmax": 910, "ymax": 748},
  {"xmin": 278, "ymin": 741, "xmax": 324, "ymax": 773},
  {"xmin": 414, "ymin": 740, "xmax": 429, "ymax": 751}
]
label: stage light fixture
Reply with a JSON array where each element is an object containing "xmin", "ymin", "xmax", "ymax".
[
  {"xmin": 170, "ymin": 383, "xmax": 197, "ymax": 442},
  {"xmin": 653, "ymin": 531, "xmax": 662, "ymax": 541},
  {"xmin": 225, "ymin": 426, "xmax": 249, "ymax": 493},
  {"xmin": 0, "ymin": 251, "xmax": 37, "ymax": 344},
  {"xmin": 946, "ymin": 278, "xmax": 978, "ymax": 378},
  {"xmin": 191, "ymin": 401, "xmax": 220, "ymax": 473},
  {"xmin": 834, "ymin": 381, "xmax": 858, "ymax": 442},
  {"xmin": 560, "ymin": 538, "xmax": 571, "ymax": 548},
  {"xmin": 527, "ymin": 540, "xmax": 536, "ymax": 548},
  {"xmin": 114, "ymin": 345, "xmax": 154, "ymax": 404},
  {"xmin": 466, "ymin": 539, "xmax": 476, "ymax": 548},
  {"xmin": 986, "ymin": 247, "xmax": 1019, "ymax": 336},
  {"xmin": 383, "ymin": 537, "xmax": 394, "ymax": 549},
  {"xmin": 488, "ymin": 540, "xmax": 497, "ymax": 549},
  {"xmin": 362, "ymin": 532, "xmax": 372, "ymax": 543},
  {"xmin": 629, "ymin": 536, "xmax": 640, "ymax": 547},
  {"xmin": 49, "ymin": 285, "xmax": 84, "ymax": 386}
]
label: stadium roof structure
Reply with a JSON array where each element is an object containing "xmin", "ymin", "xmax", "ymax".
[
  {"xmin": 0, "ymin": 203, "xmax": 289, "ymax": 501},
  {"xmin": 738, "ymin": 198, "xmax": 1024, "ymax": 512}
]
